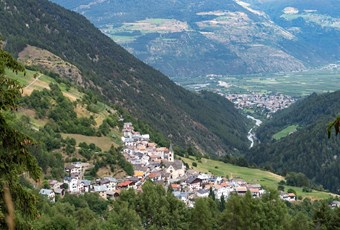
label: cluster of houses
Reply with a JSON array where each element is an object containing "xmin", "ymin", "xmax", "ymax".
[
  {"xmin": 39, "ymin": 122, "xmax": 302, "ymax": 205},
  {"xmin": 225, "ymin": 93, "xmax": 295, "ymax": 116}
]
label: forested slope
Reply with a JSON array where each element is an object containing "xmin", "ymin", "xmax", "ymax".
[
  {"xmin": 0, "ymin": 0, "xmax": 249, "ymax": 155},
  {"xmin": 248, "ymin": 91, "xmax": 340, "ymax": 193}
]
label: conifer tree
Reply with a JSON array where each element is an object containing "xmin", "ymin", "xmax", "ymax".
[{"xmin": 0, "ymin": 49, "xmax": 41, "ymax": 229}]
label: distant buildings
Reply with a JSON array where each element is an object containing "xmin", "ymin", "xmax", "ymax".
[{"xmin": 225, "ymin": 93, "xmax": 295, "ymax": 116}]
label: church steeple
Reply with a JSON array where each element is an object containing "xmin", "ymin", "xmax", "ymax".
[{"xmin": 168, "ymin": 143, "xmax": 174, "ymax": 162}]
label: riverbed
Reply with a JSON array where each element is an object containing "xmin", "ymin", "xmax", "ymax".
[{"xmin": 247, "ymin": 115, "xmax": 262, "ymax": 148}]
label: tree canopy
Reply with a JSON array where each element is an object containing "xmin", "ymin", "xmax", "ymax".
[{"xmin": 0, "ymin": 49, "xmax": 41, "ymax": 229}]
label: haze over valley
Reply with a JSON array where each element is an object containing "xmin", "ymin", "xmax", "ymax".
[{"xmin": 53, "ymin": 0, "xmax": 340, "ymax": 79}]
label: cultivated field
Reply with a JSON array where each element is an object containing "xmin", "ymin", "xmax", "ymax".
[
  {"xmin": 177, "ymin": 71, "xmax": 340, "ymax": 97},
  {"xmin": 61, "ymin": 133, "xmax": 117, "ymax": 151},
  {"xmin": 101, "ymin": 18, "xmax": 190, "ymax": 43}
]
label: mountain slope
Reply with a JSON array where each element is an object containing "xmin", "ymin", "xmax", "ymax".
[
  {"xmin": 51, "ymin": 0, "xmax": 308, "ymax": 78},
  {"xmin": 0, "ymin": 0, "xmax": 249, "ymax": 155},
  {"xmin": 248, "ymin": 91, "xmax": 340, "ymax": 193},
  {"xmin": 246, "ymin": 0, "xmax": 340, "ymax": 66}
]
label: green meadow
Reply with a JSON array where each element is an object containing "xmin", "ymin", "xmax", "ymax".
[
  {"xmin": 182, "ymin": 157, "xmax": 336, "ymax": 200},
  {"xmin": 273, "ymin": 125, "xmax": 299, "ymax": 140}
]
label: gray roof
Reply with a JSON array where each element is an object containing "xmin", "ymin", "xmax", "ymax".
[
  {"xmin": 104, "ymin": 177, "xmax": 118, "ymax": 183},
  {"xmin": 164, "ymin": 160, "xmax": 183, "ymax": 170},
  {"xmin": 135, "ymin": 152, "xmax": 144, "ymax": 158},
  {"xmin": 54, "ymin": 188, "xmax": 64, "ymax": 194},
  {"xmin": 161, "ymin": 171, "xmax": 171, "ymax": 178},
  {"xmin": 99, "ymin": 178, "xmax": 110, "ymax": 185},
  {"xmin": 65, "ymin": 164, "xmax": 76, "ymax": 170},
  {"xmin": 93, "ymin": 185, "xmax": 107, "ymax": 192},
  {"xmin": 134, "ymin": 165, "xmax": 148, "ymax": 172},
  {"xmin": 197, "ymin": 189, "xmax": 209, "ymax": 195},
  {"xmin": 186, "ymin": 176, "xmax": 201, "ymax": 184},
  {"xmin": 173, "ymin": 191, "xmax": 189, "ymax": 199},
  {"xmin": 149, "ymin": 162, "xmax": 161, "ymax": 167},
  {"xmin": 129, "ymin": 177, "xmax": 140, "ymax": 183},
  {"xmin": 39, "ymin": 189, "xmax": 54, "ymax": 195},
  {"xmin": 81, "ymin": 180, "xmax": 92, "ymax": 186}
]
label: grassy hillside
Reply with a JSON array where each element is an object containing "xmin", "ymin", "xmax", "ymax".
[
  {"xmin": 6, "ymin": 67, "xmax": 138, "ymax": 179},
  {"xmin": 273, "ymin": 125, "xmax": 299, "ymax": 140},
  {"xmin": 182, "ymin": 157, "xmax": 336, "ymax": 200},
  {"xmin": 8, "ymin": 68, "xmax": 116, "ymax": 144},
  {"xmin": 0, "ymin": 0, "xmax": 249, "ymax": 155}
]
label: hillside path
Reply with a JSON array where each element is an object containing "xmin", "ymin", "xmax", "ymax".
[{"xmin": 24, "ymin": 74, "xmax": 42, "ymax": 89}]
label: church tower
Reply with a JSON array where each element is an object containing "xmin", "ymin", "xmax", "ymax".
[{"xmin": 168, "ymin": 143, "xmax": 174, "ymax": 162}]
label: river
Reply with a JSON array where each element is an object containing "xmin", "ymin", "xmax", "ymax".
[{"xmin": 247, "ymin": 115, "xmax": 262, "ymax": 149}]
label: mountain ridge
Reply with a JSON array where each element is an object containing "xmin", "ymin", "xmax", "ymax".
[
  {"xmin": 0, "ymin": 0, "xmax": 249, "ymax": 155},
  {"xmin": 51, "ymin": 0, "xmax": 339, "ymax": 78}
]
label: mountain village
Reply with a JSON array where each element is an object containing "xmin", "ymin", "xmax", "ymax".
[
  {"xmin": 225, "ymin": 93, "xmax": 296, "ymax": 115},
  {"xmin": 39, "ymin": 123, "xmax": 298, "ymax": 205}
]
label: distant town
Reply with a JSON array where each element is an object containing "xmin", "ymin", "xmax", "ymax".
[
  {"xmin": 39, "ymin": 123, "xmax": 297, "ymax": 205},
  {"xmin": 224, "ymin": 92, "xmax": 296, "ymax": 115}
]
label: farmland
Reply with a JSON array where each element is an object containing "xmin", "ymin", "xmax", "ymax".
[
  {"xmin": 175, "ymin": 70, "xmax": 340, "ymax": 97},
  {"xmin": 101, "ymin": 18, "xmax": 190, "ymax": 44}
]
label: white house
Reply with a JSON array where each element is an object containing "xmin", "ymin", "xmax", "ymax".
[
  {"xmin": 186, "ymin": 177, "xmax": 202, "ymax": 190},
  {"xmin": 280, "ymin": 192, "xmax": 296, "ymax": 201},
  {"xmin": 80, "ymin": 180, "xmax": 92, "ymax": 193},
  {"xmin": 216, "ymin": 187, "xmax": 232, "ymax": 199},
  {"xmin": 67, "ymin": 178, "xmax": 81, "ymax": 194},
  {"xmin": 65, "ymin": 165, "xmax": 79, "ymax": 175},
  {"xmin": 101, "ymin": 177, "xmax": 118, "ymax": 191},
  {"xmin": 93, "ymin": 185, "xmax": 108, "ymax": 199},
  {"xmin": 39, "ymin": 189, "xmax": 55, "ymax": 202}
]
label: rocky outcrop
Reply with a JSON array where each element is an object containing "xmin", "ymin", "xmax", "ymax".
[{"xmin": 18, "ymin": 45, "xmax": 85, "ymax": 86}]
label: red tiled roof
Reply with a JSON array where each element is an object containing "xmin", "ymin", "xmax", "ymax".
[
  {"xmin": 236, "ymin": 186, "xmax": 247, "ymax": 192},
  {"xmin": 148, "ymin": 172, "xmax": 159, "ymax": 178},
  {"xmin": 220, "ymin": 182, "xmax": 229, "ymax": 187},
  {"xmin": 249, "ymin": 188, "xmax": 259, "ymax": 193},
  {"xmin": 171, "ymin": 184, "xmax": 181, "ymax": 189},
  {"xmin": 117, "ymin": 181, "xmax": 132, "ymax": 187}
]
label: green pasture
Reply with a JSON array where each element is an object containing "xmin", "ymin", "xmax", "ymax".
[
  {"xmin": 273, "ymin": 125, "xmax": 299, "ymax": 140},
  {"xmin": 182, "ymin": 157, "xmax": 336, "ymax": 200}
]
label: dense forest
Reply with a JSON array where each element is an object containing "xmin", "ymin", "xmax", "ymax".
[
  {"xmin": 0, "ymin": 0, "xmax": 250, "ymax": 155},
  {"xmin": 248, "ymin": 91, "xmax": 340, "ymax": 193}
]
